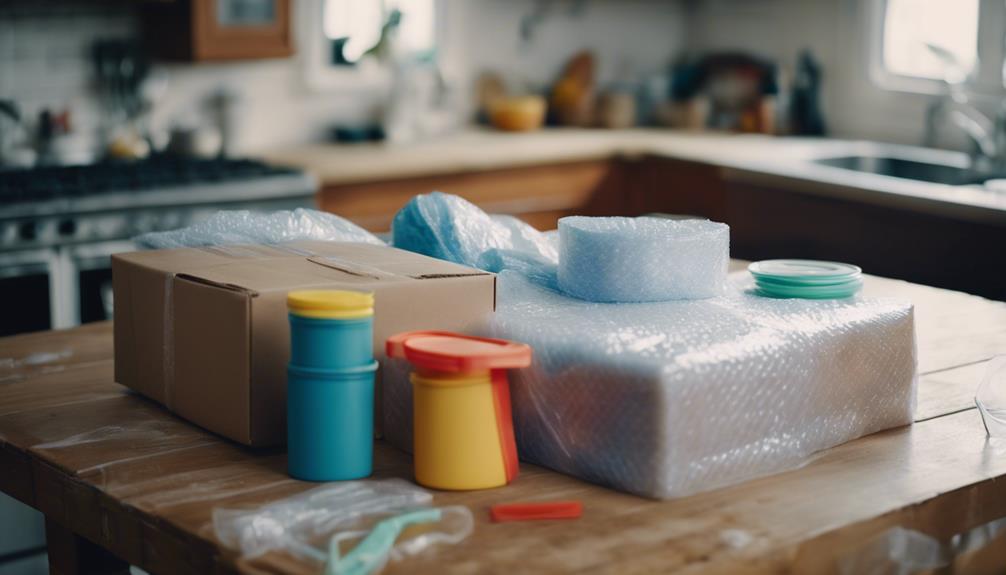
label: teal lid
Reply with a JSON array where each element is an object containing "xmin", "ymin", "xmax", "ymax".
[
  {"xmin": 749, "ymin": 260, "xmax": 861, "ymax": 280},
  {"xmin": 750, "ymin": 259, "xmax": 863, "ymax": 300},
  {"xmin": 754, "ymin": 274, "xmax": 863, "ymax": 289}
]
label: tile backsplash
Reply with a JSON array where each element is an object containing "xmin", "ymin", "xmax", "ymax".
[{"xmin": 0, "ymin": 4, "xmax": 138, "ymax": 158}]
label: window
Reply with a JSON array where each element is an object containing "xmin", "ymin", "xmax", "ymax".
[
  {"xmin": 303, "ymin": 0, "xmax": 438, "ymax": 91},
  {"xmin": 881, "ymin": 0, "xmax": 979, "ymax": 82},
  {"xmin": 322, "ymin": 0, "xmax": 435, "ymax": 65}
]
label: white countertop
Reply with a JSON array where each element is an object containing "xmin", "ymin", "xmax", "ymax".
[{"xmin": 263, "ymin": 128, "xmax": 1006, "ymax": 225}]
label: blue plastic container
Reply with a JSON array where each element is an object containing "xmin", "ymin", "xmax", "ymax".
[
  {"xmin": 286, "ymin": 361, "xmax": 378, "ymax": 481},
  {"xmin": 288, "ymin": 314, "xmax": 374, "ymax": 369},
  {"xmin": 286, "ymin": 290, "xmax": 377, "ymax": 481}
]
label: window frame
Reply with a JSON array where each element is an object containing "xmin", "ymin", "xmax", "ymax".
[
  {"xmin": 868, "ymin": 0, "xmax": 1005, "ymax": 97},
  {"xmin": 300, "ymin": 0, "xmax": 445, "ymax": 93}
]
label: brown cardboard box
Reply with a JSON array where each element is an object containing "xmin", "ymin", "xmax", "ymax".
[{"xmin": 112, "ymin": 241, "xmax": 495, "ymax": 446}]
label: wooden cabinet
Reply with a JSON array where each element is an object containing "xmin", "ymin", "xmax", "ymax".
[
  {"xmin": 318, "ymin": 160, "xmax": 628, "ymax": 232},
  {"xmin": 625, "ymin": 156, "xmax": 726, "ymax": 221},
  {"xmin": 142, "ymin": 0, "xmax": 293, "ymax": 61},
  {"xmin": 721, "ymin": 179, "xmax": 1006, "ymax": 300}
]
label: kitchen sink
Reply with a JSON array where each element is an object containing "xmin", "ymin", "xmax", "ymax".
[{"xmin": 813, "ymin": 155, "xmax": 975, "ymax": 185}]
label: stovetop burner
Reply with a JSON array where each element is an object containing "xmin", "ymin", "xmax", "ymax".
[{"xmin": 0, "ymin": 156, "xmax": 299, "ymax": 204}]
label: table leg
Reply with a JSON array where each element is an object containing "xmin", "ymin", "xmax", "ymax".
[{"xmin": 44, "ymin": 519, "xmax": 129, "ymax": 575}]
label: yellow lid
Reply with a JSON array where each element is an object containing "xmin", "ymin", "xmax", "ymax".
[{"xmin": 287, "ymin": 290, "xmax": 374, "ymax": 319}]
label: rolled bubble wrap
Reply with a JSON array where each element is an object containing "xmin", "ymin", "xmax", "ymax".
[{"xmin": 558, "ymin": 216, "xmax": 730, "ymax": 302}]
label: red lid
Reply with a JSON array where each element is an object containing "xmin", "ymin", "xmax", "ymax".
[{"xmin": 386, "ymin": 331, "xmax": 532, "ymax": 374}]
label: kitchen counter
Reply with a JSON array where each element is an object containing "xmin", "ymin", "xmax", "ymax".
[
  {"xmin": 264, "ymin": 128, "xmax": 1006, "ymax": 225},
  {"xmin": 3, "ymin": 269, "xmax": 1006, "ymax": 573}
]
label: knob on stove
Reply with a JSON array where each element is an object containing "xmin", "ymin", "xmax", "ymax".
[
  {"xmin": 18, "ymin": 221, "xmax": 37, "ymax": 241},
  {"xmin": 58, "ymin": 219, "xmax": 77, "ymax": 237}
]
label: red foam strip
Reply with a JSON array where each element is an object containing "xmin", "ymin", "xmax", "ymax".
[{"xmin": 490, "ymin": 501, "xmax": 583, "ymax": 523}]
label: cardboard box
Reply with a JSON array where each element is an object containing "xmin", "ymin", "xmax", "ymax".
[{"xmin": 113, "ymin": 241, "xmax": 495, "ymax": 446}]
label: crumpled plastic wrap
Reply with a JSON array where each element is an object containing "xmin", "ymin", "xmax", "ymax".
[
  {"xmin": 976, "ymin": 355, "xmax": 1006, "ymax": 438},
  {"xmin": 385, "ymin": 270, "xmax": 917, "ymax": 499},
  {"xmin": 838, "ymin": 517, "xmax": 1006, "ymax": 575},
  {"xmin": 213, "ymin": 479, "xmax": 472, "ymax": 568},
  {"xmin": 391, "ymin": 192, "xmax": 557, "ymax": 270},
  {"xmin": 135, "ymin": 208, "xmax": 384, "ymax": 249},
  {"xmin": 558, "ymin": 216, "xmax": 729, "ymax": 302}
]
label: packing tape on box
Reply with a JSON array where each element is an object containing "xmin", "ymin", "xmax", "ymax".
[
  {"xmin": 163, "ymin": 274, "xmax": 175, "ymax": 409},
  {"xmin": 557, "ymin": 216, "xmax": 729, "ymax": 302}
]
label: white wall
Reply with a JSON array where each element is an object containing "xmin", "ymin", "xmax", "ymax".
[
  {"xmin": 1, "ymin": 0, "xmax": 996, "ymax": 155},
  {"xmin": 0, "ymin": 0, "xmax": 688, "ymax": 155},
  {"xmin": 686, "ymin": 0, "xmax": 1003, "ymax": 148},
  {"xmin": 447, "ymin": 0, "xmax": 687, "ymax": 90},
  {"xmin": 0, "ymin": 5, "xmax": 136, "ymax": 158}
]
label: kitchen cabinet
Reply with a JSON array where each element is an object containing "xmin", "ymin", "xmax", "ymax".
[
  {"xmin": 624, "ymin": 159, "xmax": 1004, "ymax": 300},
  {"xmin": 318, "ymin": 160, "xmax": 628, "ymax": 232},
  {"xmin": 625, "ymin": 156, "xmax": 726, "ymax": 221},
  {"xmin": 721, "ymin": 179, "xmax": 1006, "ymax": 300},
  {"xmin": 142, "ymin": 0, "xmax": 293, "ymax": 61}
]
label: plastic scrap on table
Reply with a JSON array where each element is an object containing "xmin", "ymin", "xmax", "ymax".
[
  {"xmin": 212, "ymin": 479, "xmax": 472, "ymax": 570},
  {"xmin": 558, "ymin": 216, "xmax": 729, "ymax": 302},
  {"xmin": 490, "ymin": 501, "xmax": 583, "ymax": 522},
  {"xmin": 134, "ymin": 208, "xmax": 385, "ymax": 250},
  {"xmin": 838, "ymin": 517, "xmax": 1006, "ymax": 575},
  {"xmin": 326, "ymin": 506, "xmax": 472, "ymax": 575},
  {"xmin": 976, "ymin": 355, "xmax": 1006, "ymax": 438}
]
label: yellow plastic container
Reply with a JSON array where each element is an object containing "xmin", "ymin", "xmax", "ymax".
[
  {"xmin": 412, "ymin": 370, "xmax": 507, "ymax": 489},
  {"xmin": 386, "ymin": 331, "xmax": 532, "ymax": 491}
]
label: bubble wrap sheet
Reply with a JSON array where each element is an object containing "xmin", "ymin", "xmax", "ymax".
[
  {"xmin": 558, "ymin": 216, "xmax": 729, "ymax": 302},
  {"xmin": 385, "ymin": 271, "xmax": 917, "ymax": 499},
  {"xmin": 135, "ymin": 208, "xmax": 384, "ymax": 249}
]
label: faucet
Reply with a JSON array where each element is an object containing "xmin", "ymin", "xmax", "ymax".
[
  {"xmin": 924, "ymin": 90, "xmax": 1002, "ymax": 172},
  {"xmin": 923, "ymin": 42, "xmax": 1005, "ymax": 173}
]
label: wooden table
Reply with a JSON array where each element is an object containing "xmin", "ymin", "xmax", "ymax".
[{"xmin": 3, "ymin": 271, "xmax": 1006, "ymax": 574}]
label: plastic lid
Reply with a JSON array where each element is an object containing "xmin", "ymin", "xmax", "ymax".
[
  {"xmin": 749, "ymin": 259, "xmax": 864, "ymax": 300},
  {"xmin": 386, "ymin": 331, "xmax": 532, "ymax": 374},
  {"xmin": 748, "ymin": 259, "xmax": 861, "ymax": 279},
  {"xmin": 287, "ymin": 290, "xmax": 374, "ymax": 319}
]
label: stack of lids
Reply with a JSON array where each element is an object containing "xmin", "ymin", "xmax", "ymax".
[{"xmin": 748, "ymin": 259, "xmax": 863, "ymax": 299}]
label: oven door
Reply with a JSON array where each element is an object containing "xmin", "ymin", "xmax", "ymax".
[
  {"xmin": 0, "ymin": 248, "xmax": 55, "ymax": 336},
  {"xmin": 69, "ymin": 240, "xmax": 135, "ymax": 325}
]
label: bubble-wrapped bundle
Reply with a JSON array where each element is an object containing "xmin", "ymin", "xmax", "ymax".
[
  {"xmin": 391, "ymin": 192, "xmax": 557, "ymax": 270},
  {"xmin": 384, "ymin": 271, "xmax": 918, "ymax": 499},
  {"xmin": 134, "ymin": 208, "xmax": 384, "ymax": 249},
  {"xmin": 558, "ymin": 216, "xmax": 729, "ymax": 302}
]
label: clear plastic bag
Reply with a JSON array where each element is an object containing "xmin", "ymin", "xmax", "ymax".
[
  {"xmin": 976, "ymin": 355, "xmax": 1006, "ymax": 438},
  {"xmin": 135, "ymin": 208, "xmax": 384, "ymax": 250},
  {"xmin": 212, "ymin": 479, "xmax": 472, "ymax": 570},
  {"xmin": 839, "ymin": 517, "xmax": 1006, "ymax": 575}
]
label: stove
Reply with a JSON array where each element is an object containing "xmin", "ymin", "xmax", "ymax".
[{"xmin": 0, "ymin": 156, "xmax": 317, "ymax": 335}]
